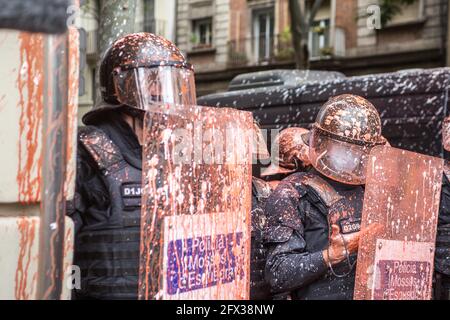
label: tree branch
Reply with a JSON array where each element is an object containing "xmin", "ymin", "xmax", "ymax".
[{"xmin": 308, "ymin": 0, "xmax": 325, "ymax": 26}]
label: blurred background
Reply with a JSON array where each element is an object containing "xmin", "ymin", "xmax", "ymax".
[{"xmin": 76, "ymin": 0, "xmax": 449, "ymax": 123}]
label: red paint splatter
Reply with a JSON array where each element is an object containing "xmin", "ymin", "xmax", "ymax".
[
  {"xmin": 15, "ymin": 217, "xmax": 37, "ymax": 300},
  {"xmin": 65, "ymin": 28, "xmax": 80, "ymax": 199},
  {"xmin": 16, "ymin": 33, "xmax": 44, "ymax": 203}
]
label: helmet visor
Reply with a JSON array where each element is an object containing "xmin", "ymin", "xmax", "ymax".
[
  {"xmin": 309, "ymin": 128, "xmax": 374, "ymax": 185},
  {"xmin": 113, "ymin": 66, "xmax": 197, "ymax": 110}
]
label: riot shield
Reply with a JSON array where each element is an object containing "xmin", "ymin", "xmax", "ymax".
[
  {"xmin": 139, "ymin": 104, "xmax": 253, "ymax": 300},
  {"xmin": 354, "ymin": 146, "xmax": 444, "ymax": 300},
  {"xmin": 443, "ymin": 117, "xmax": 450, "ymax": 152}
]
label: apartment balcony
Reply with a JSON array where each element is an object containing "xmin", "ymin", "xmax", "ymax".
[{"xmin": 227, "ymin": 29, "xmax": 333, "ymax": 68}]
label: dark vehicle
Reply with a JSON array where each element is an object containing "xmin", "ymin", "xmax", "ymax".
[{"xmin": 198, "ymin": 68, "xmax": 450, "ymax": 161}]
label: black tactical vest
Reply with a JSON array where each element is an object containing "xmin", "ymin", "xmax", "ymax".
[
  {"xmin": 75, "ymin": 126, "xmax": 142, "ymax": 299},
  {"xmin": 250, "ymin": 177, "xmax": 272, "ymax": 300},
  {"xmin": 296, "ymin": 174, "xmax": 364, "ymax": 300},
  {"xmin": 436, "ymin": 164, "xmax": 450, "ymax": 273}
]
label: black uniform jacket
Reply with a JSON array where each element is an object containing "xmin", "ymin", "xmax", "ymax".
[
  {"xmin": 264, "ymin": 171, "xmax": 364, "ymax": 300},
  {"xmin": 67, "ymin": 112, "xmax": 142, "ymax": 234},
  {"xmin": 436, "ymin": 169, "xmax": 450, "ymax": 276}
]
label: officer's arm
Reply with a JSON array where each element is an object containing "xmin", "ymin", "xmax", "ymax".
[
  {"xmin": 66, "ymin": 193, "xmax": 84, "ymax": 234},
  {"xmin": 66, "ymin": 143, "xmax": 100, "ymax": 234},
  {"xmin": 265, "ymin": 233, "xmax": 328, "ymax": 293},
  {"xmin": 264, "ymin": 184, "xmax": 328, "ymax": 294}
]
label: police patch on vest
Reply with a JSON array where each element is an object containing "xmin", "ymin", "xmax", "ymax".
[
  {"xmin": 338, "ymin": 217, "xmax": 361, "ymax": 234},
  {"xmin": 121, "ymin": 183, "xmax": 142, "ymax": 208}
]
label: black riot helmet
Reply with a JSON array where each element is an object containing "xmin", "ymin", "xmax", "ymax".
[{"xmin": 83, "ymin": 32, "xmax": 197, "ymax": 125}]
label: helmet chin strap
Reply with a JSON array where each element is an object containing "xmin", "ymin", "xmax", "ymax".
[
  {"xmin": 132, "ymin": 117, "xmax": 137, "ymax": 134},
  {"xmin": 133, "ymin": 117, "xmax": 144, "ymax": 146},
  {"xmin": 122, "ymin": 112, "xmax": 144, "ymax": 146}
]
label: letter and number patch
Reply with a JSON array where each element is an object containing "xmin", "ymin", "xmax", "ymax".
[
  {"xmin": 339, "ymin": 217, "xmax": 361, "ymax": 234},
  {"xmin": 121, "ymin": 183, "xmax": 142, "ymax": 209}
]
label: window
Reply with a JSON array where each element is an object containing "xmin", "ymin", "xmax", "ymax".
[
  {"xmin": 309, "ymin": 19, "xmax": 331, "ymax": 58},
  {"xmin": 143, "ymin": 0, "xmax": 155, "ymax": 33},
  {"xmin": 252, "ymin": 8, "xmax": 275, "ymax": 62},
  {"xmin": 192, "ymin": 18, "xmax": 213, "ymax": 49},
  {"xmin": 385, "ymin": 0, "xmax": 424, "ymax": 26},
  {"xmin": 305, "ymin": 0, "xmax": 331, "ymax": 58}
]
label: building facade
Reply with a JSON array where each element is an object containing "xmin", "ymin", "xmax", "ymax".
[
  {"xmin": 77, "ymin": 0, "xmax": 448, "ymax": 119},
  {"xmin": 174, "ymin": 0, "xmax": 447, "ymax": 97}
]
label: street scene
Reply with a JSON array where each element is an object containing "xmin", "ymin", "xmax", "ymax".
[{"xmin": 0, "ymin": 0, "xmax": 449, "ymax": 305}]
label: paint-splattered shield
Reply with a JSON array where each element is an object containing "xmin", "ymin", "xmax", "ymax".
[
  {"xmin": 354, "ymin": 146, "xmax": 444, "ymax": 300},
  {"xmin": 138, "ymin": 104, "xmax": 253, "ymax": 300},
  {"xmin": 443, "ymin": 117, "xmax": 450, "ymax": 152}
]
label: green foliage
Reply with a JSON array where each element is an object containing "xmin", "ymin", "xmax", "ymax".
[
  {"xmin": 312, "ymin": 25, "xmax": 326, "ymax": 35},
  {"xmin": 320, "ymin": 46, "xmax": 333, "ymax": 56},
  {"xmin": 275, "ymin": 27, "xmax": 295, "ymax": 61},
  {"xmin": 190, "ymin": 33, "xmax": 198, "ymax": 44},
  {"xmin": 380, "ymin": 0, "xmax": 417, "ymax": 27},
  {"xmin": 280, "ymin": 27, "xmax": 292, "ymax": 42}
]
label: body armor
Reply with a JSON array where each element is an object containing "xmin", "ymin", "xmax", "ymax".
[
  {"xmin": 264, "ymin": 171, "xmax": 364, "ymax": 300},
  {"xmin": 250, "ymin": 177, "xmax": 272, "ymax": 300},
  {"xmin": 74, "ymin": 126, "xmax": 142, "ymax": 299},
  {"xmin": 435, "ymin": 118, "xmax": 450, "ymax": 300}
]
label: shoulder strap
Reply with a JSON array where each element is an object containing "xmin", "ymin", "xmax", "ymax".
[
  {"xmin": 78, "ymin": 126, "xmax": 124, "ymax": 172},
  {"xmin": 296, "ymin": 173, "xmax": 343, "ymax": 208}
]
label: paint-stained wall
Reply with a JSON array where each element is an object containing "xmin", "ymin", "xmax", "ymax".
[
  {"xmin": 0, "ymin": 30, "xmax": 79, "ymax": 300},
  {"xmin": 0, "ymin": 30, "xmax": 78, "ymax": 204},
  {"xmin": 0, "ymin": 214, "xmax": 74, "ymax": 300}
]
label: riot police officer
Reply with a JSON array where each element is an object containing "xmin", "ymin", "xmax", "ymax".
[
  {"xmin": 264, "ymin": 94, "xmax": 387, "ymax": 300},
  {"xmin": 435, "ymin": 116, "xmax": 450, "ymax": 299},
  {"xmin": 251, "ymin": 126, "xmax": 312, "ymax": 300},
  {"xmin": 250, "ymin": 126, "xmax": 311, "ymax": 300},
  {"xmin": 261, "ymin": 127, "xmax": 312, "ymax": 185},
  {"xmin": 67, "ymin": 33, "xmax": 196, "ymax": 299}
]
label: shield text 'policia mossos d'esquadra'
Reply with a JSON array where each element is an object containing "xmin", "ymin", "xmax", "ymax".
[
  {"xmin": 138, "ymin": 103, "xmax": 253, "ymax": 300},
  {"xmin": 354, "ymin": 146, "xmax": 444, "ymax": 300}
]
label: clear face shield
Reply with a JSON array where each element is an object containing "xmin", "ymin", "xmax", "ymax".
[
  {"xmin": 309, "ymin": 127, "xmax": 385, "ymax": 185},
  {"xmin": 113, "ymin": 65, "xmax": 197, "ymax": 112}
]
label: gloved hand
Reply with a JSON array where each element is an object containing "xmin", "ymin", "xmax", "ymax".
[{"xmin": 322, "ymin": 224, "xmax": 360, "ymax": 266}]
